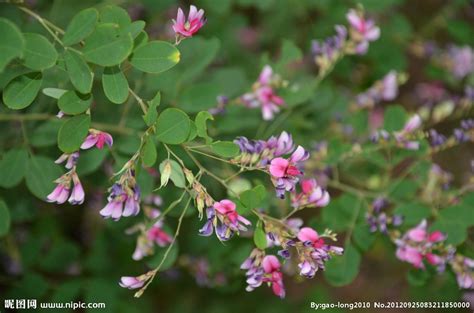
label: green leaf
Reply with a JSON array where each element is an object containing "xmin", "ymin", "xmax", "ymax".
[
  {"xmin": 99, "ymin": 5, "xmax": 131, "ymax": 28},
  {"xmin": 124, "ymin": 20, "xmax": 145, "ymax": 38},
  {"xmin": 0, "ymin": 148, "xmax": 29, "ymax": 188},
  {"xmin": 130, "ymin": 41, "xmax": 180, "ymax": 73},
  {"xmin": 430, "ymin": 204, "xmax": 474, "ymax": 245},
  {"xmin": 26, "ymin": 155, "xmax": 62, "ymax": 199},
  {"xmin": 58, "ymin": 90, "xmax": 92, "ymax": 115},
  {"xmin": 324, "ymin": 244, "xmax": 361, "ymax": 286},
  {"xmin": 352, "ymin": 224, "xmax": 375, "ymax": 252},
  {"xmin": 187, "ymin": 121, "xmax": 197, "ymax": 142},
  {"xmin": 394, "ymin": 203, "xmax": 431, "ymax": 227},
  {"xmin": 102, "ymin": 66, "xmax": 129, "ymax": 104},
  {"xmin": 63, "ymin": 8, "xmax": 99, "ymax": 46},
  {"xmin": 42, "ymin": 88, "xmax": 67, "ymax": 99},
  {"xmin": 2, "ymin": 72, "xmax": 42, "ymax": 110},
  {"xmin": 210, "ymin": 141, "xmax": 239, "ymax": 158},
  {"xmin": 58, "ymin": 114, "xmax": 91, "ymax": 153},
  {"xmin": 322, "ymin": 194, "xmax": 363, "ymax": 231},
  {"xmin": 254, "ymin": 221, "xmax": 267, "ymax": 249},
  {"xmin": 0, "ymin": 200, "xmax": 11, "ymax": 236},
  {"xmin": 195, "ymin": 111, "xmax": 214, "ymax": 143},
  {"xmin": 159, "ymin": 159, "xmax": 185, "ymax": 188},
  {"xmin": 83, "ymin": 23, "xmax": 133, "ymax": 66},
  {"xmin": 407, "ymin": 268, "xmax": 431, "ymax": 287},
  {"xmin": 142, "ymin": 136, "xmax": 157, "ymax": 167},
  {"xmin": 240, "ymin": 185, "xmax": 266, "ymax": 210},
  {"xmin": 155, "ymin": 108, "xmax": 190, "ymax": 144},
  {"xmin": 64, "ymin": 49, "xmax": 94, "ymax": 94},
  {"xmin": 276, "ymin": 39, "xmax": 303, "ymax": 72},
  {"xmin": 143, "ymin": 92, "xmax": 160, "ymax": 126},
  {"xmin": 76, "ymin": 148, "xmax": 108, "ymax": 176},
  {"xmin": 178, "ymin": 82, "xmax": 221, "ymax": 113},
  {"xmin": 22, "ymin": 33, "xmax": 58, "ymax": 70},
  {"xmin": 0, "ymin": 18, "xmax": 24, "ymax": 72},
  {"xmin": 383, "ymin": 105, "xmax": 406, "ymax": 131},
  {"xmin": 30, "ymin": 120, "xmax": 62, "ymax": 147}
]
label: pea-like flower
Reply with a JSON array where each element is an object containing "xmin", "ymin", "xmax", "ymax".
[
  {"xmin": 296, "ymin": 227, "xmax": 344, "ymax": 278},
  {"xmin": 241, "ymin": 249, "xmax": 286, "ymax": 298},
  {"xmin": 269, "ymin": 146, "xmax": 309, "ymax": 198},
  {"xmin": 199, "ymin": 199, "xmax": 251, "ymax": 241},
  {"xmin": 241, "ymin": 66, "xmax": 285, "ymax": 121},
  {"xmin": 47, "ymin": 171, "xmax": 84, "ymax": 205},
  {"xmin": 346, "ymin": 9, "xmax": 380, "ymax": 54},
  {"xmin": 290, "ymin": 178, "xmax": 330, "ymax": 209},
  {"xmin": 81, "ymin": 129, "xmax": 113, "ymax": 150},
  {"xmin": 172, "ymin": 5, "xmax": 205, "ymax": 38},
  {"xmin": 395, "ymin": 219, "xmax": 448, "ymax": 270}
]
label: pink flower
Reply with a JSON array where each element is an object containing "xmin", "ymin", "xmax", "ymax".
[
  {"xmin": 291, "ymin": 178, "xmax": 330, "ymax": 208},
  {"xmin": 119, "ymin": 276, "xmax": 145, "ymax": 289},
  {"xmin": 396, "ymin": 245, "xmax": 424, "ymax": 268},
  {"xmin": 55, "ymin": 152, "xmax": 80, "ymax": 170},
  {"xmin": 262, "ymin": 255, "xmax": 286, "ymax": 299},
  {"xmin": 241, "ymin": 66, "xmax": 285, "ymax": 121},
  {"xmin": 46, "ymin": 171, "xmax": 84, "ymax": 205},
  {"xmin": 297, "ymin": 227, "xmax": 325, "ymax": 249},
  {"xmin": 346, "ymin": 9, "xmax": 380, "ymax": 54},
  {"xmin": 147, "ymin": 225, "xmax": 172, "ymax": 247},
  {"xmin": 47, "ymin": 183, "xmax": 70, "ymax": 204},
  {"xmin": 172, "ymin": 5, "xmax": 205, "ymax": 38},
  {"xmin": 81, "ymin": 129, "xmax": 113, "ymax": 150},
  {"xmin": 199, "ymin": 199, "xmax": 251, "ymax": 241}
]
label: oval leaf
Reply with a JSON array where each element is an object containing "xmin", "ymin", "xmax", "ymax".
[
  {"xmin": 102, "ymin": 66, "xmax": 129, "ymax": 104},
  {"xmin": 0, "ymin": 148, "xmax": 29, "ymax": 188},
  {"xmin": 324, "ymin": 244, "xmax": 361, "ymax": 286},
  {"xmin": 141, "ymin": 136, "xmax": 157, "ymax": 167},
  {"xmin": 64, "ymin": 49, "xmax": 94, "ymax": 94},
  {"xmin": 26, "ymin": 155, "xmax": 62, "ymax": 199},
  {"xmin": 63, "ymin": 8, "xmax": 99, "ymax": 46},
  {"xmin": 58, "ymin": 114, "xmax": 91, "ymax": 153},
  {"xmin": 22, "ymin": 33, "xmax": 58, "ymax": 70},
  {"xmin": 0, "ymin": 18, "xmax": 24, "ymax": 72},
  {"xmin": 211, "ymin": 141, "xmax": 239, "ymax": 158},
  {"xmin": 83, "ymin": 23, "xmax": 133, "ymax": 66},
  {"xmin": 3, "ymin": 72, "xmax": 42, "ymax": 110},
  {"xmin": 99, "ymin": 5, "xmax": 131, "ymax": 28},
  {"xmin": 155, "ymin": 108, "xmax": 190, "ymax": 144},
  {"xmin": 130, "ymin": 41, "xmax": 180, "ymax": 73},
  {"xmin": 58, "ymin": 90, "xmax": 92, "ymax": 115}
]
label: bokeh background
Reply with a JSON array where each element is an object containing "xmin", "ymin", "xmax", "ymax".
[{"xmin": 1, "ymin": 0, "xmax": 474, "ymax": 312}]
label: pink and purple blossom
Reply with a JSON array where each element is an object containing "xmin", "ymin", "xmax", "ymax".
[
  {"xmin": 172, "ymin": 5, "xmax": 205, "ymax": 38},
  {"xmin": 199, "ymin": 199, "xmax": 251, "ymax": 241},
  {"xmin": 47, "ymin": 171, "xmax": 84, "ymax": 205},
  {"xmin": 241, "ymin": 66, "xmax": 285, "ymax": 121},
  {"xmin": 81, "ymin": 129, "xmax": 113, "ymax": 150},
  {"xmin": 290, "ymin": 178, "xmax": 330, "ymax": 208},
  {"xmin": 346, "ymin": 9, "xmax": 380, "ymax": 54}
]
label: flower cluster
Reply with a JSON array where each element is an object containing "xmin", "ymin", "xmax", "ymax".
[
  {"xmin": 234, "ymin": 131, "xmax": 311, "ymax": 198},
  {"xmin": 346, "ymin": 9, "xmax": 380, "ymax": 55},
  {"xmin": 291, "ymin": 227, "xmax": 344, "ymax": 278},
  {"xmin": 172, "ymin": 5, "xmax": 205, "ymax": 40},
  {"xmin": 395, "ymin": 220, "xmax": 451, "ymax": 271},
  {"xmin": 241, "ymin": 65, "xmax": 285, "ymax": 121},
  {"xmin": 443, "ymin": 45, "xmax": 474, "ymax": 80},
  {"xmin": 371, "ymin": 114, "xmax": 422, "ymax": 150},
  {"xmin": 366, "ymin": 197, "xmax": 403, "ymax": 233},
  {"xmin": 199, "ymin": 199, "xmax": 251, "ymax": 241},
  {"xmin": 312, "ymin": 25, "xmax": 347, "ymax": 73},
  {"xmin": 354, "ymin": 71, "xmax": 399, "ymax": 109},
  {"xmin": 100, "ymin": 161, "xmax": 141, "ymax": 221},
  {"xmin": 47, "ymin": 129, "xmax": 113, "ymax": 205},
  {"xmin": 241, "ymin": 249, "xmax": 285, "ymax": 298}
]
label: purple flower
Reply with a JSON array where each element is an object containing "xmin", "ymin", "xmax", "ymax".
[
  {"xmin": 355, "ymin": 71, "xmax": 399, "ymax": 108},
  {"xmin": 312, "ymin": 25, "xmax": 347, "ymax": 62},
  {"xmin": 199, "ymin": 200, "xmax": 251, "ymax": 241},
  {"xmin": 100, "ymin": 182, "xmax": 141, "ymax": 221},
  {"xmin": 81, "ymin": 129, "xmax": 113, "ymax": 150},
  {"xmin": 291, "ymin": 178, "xmax": 330, "ymax": 208},
  {"xmin": 447, "ymin": 45, "xmax": 474, "ymax": 79},
  {"xmin": 55, "ymin": 152, "xmax": 80, "ymax": 169}
]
